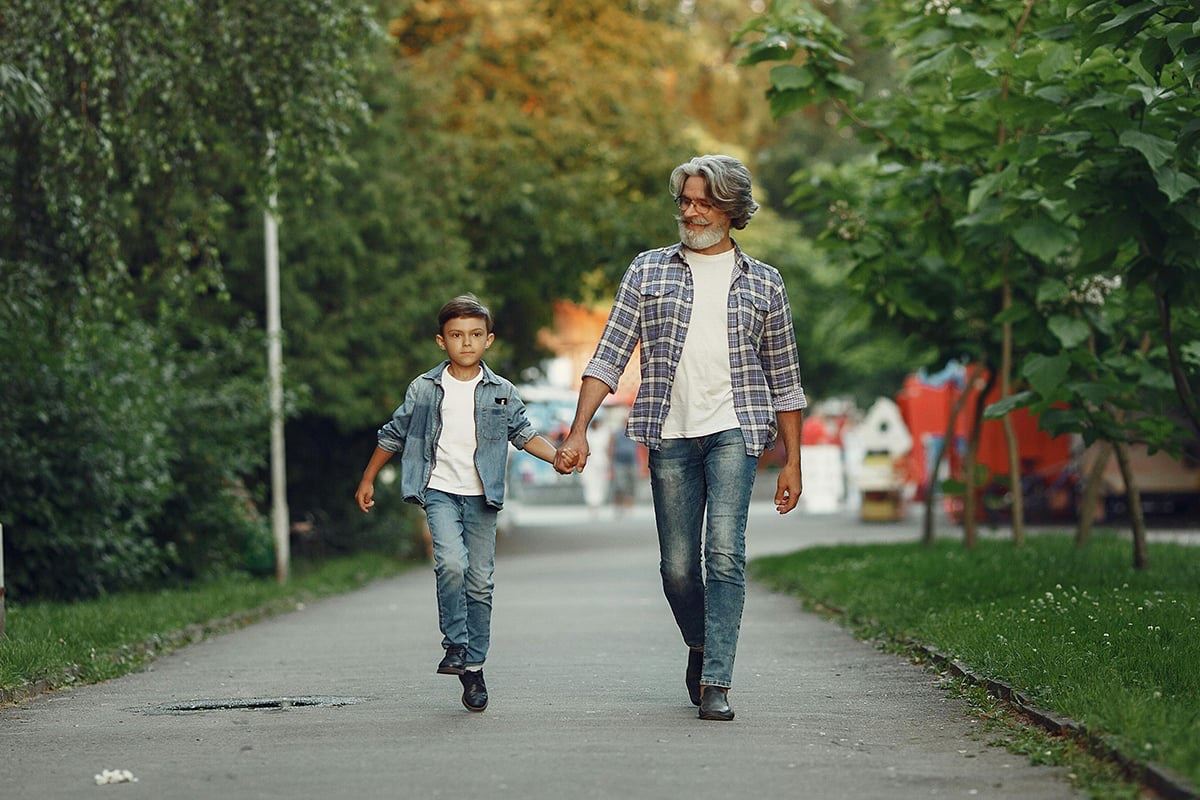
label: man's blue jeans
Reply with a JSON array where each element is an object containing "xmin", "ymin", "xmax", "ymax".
[
  {"xmin": 424, "ymin": 489, "xmax": 498, "ymax": 667},
  {"xmin": 649, "ymin": 428, "xmax": 757, "ymax": 689}
]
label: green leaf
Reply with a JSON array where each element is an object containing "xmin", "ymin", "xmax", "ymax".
[
  {"xmin": 827, "ymin": 72, "xmax": 864, "ymax": 95},
  {"xmin": 968, "ymin": 170, "xmax": 1008, "ymax": 213},
  {"xmin": 940, "ymin": 478, "xmax": 967, "ymax": 496},
  {"xmin": 1013, "ymin": 218, "xmax": 1076, "ymax": 262},
  {"xmin": 1041, "ymin": 131, "xmax": 1092, "ymax": 148},
  {"xmin": 1037, "ymin": 43, "xmax": 1075, "ymax": 80},
  {"xmin": 1036, "ymin": 279, "xmax": 1070, "ymax": 305},
  {"xmin": 1023, "ymin": 353, "xmax": 1071, "ymax": 397},
  {"xmin": 769, "ymin": 88, "xmax": 814, "ymax": 118},
  {"xmin": 1119, "ymin": 129, "xmax": 1175, "ymax": 170},
  {"xmin": 1048, "ymin": 315, "xmax": 1091, "ymax": 348},
  {"xmin": 904, "ymin": 46, "xmax": 958, "ymax": 85},
  {"xmin": 1034, "ymin": 85, "xmax": 1071, "ymax": 104},
  {"xmin": 1064, "ymin": 381, "xmax": 1116, "ymax": 405},
  {"xmin": 770, "ymin": 64, "xmax": 814, "ymax": 91},
  {"xmin": 1138, "ymin": 363, "xmax": 1176, "ymax": 391},
  {"xmin": 1095, "ymin": 1, "xmax": 1157, "ymax": 34},
  {"xmin": 1152, "ymin": 165, "xmax": 1200, "ymax": 203},
  {"xmin": 983, "ymin": 391, "xmax": 1034, "ymax": 420},
  {"xmin": 740, "ymin": 35, "xmax": 795, "ymax": 65},
  {"xmin": 1039, "ymin": 407, "xmax": 1087, "ymax": 435}
]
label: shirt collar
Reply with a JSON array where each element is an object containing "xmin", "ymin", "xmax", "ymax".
[
  {"xmin": 426, "ymin": 360, "xmax": 501, "ymax": 385},
  {"xmin": 670, "ymin": 239, "xmax": 750, "ymax": 272}
]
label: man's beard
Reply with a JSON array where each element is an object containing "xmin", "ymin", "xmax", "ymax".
[{"xmin": 678, "ymin": 218, "xmax": 728, "ymax": 251}]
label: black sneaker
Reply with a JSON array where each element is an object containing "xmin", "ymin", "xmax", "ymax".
[
  {"xmin": 437, "ymin": 645, "xmax": 467, "ymax": 675},
  {"xmin": 459, "ymin": 669, "xmax": 488, "ymax": 712},
  {"xmin": 698, "ymin": 686, "xmax": 734, "ymax": 721},
  {"xmin": 686, "ymin": 648, "xmax": 703, "ymax": 707}
]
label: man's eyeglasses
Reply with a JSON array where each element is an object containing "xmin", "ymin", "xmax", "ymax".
[{"xmin": 675, "ymin": 195, "xmax": 716, "ymax": 214}]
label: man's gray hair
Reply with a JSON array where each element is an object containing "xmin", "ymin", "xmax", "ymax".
[{"xmin": 669, "ymin": 154, "xmax": 760, "ymax": 230}]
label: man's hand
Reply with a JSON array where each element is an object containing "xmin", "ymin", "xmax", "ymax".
[
  {"xmin": 775, "ymin": 464, "xmax": 803, "ymax": 514},
  {"xmin": 355, "ymin": 480, "xmax": 376, "ymax": 513},
  {"xmin": 554, "ymin": 432, "xmax": 590, "ymax": 474}
]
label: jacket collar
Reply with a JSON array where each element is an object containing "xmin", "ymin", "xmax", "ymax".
[
  {"xmin": 668, "ymin": 239, "xmax": 750, "ymax": 273},
  {"xmin": 423, "ymin": 359, "xmax": 501, "ymax": 385}
]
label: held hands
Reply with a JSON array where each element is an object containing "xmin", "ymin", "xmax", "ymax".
[
  {"xmin": 355, "ymin": 480, "xmax": 376, "ymax": 513},
  {"xmin": 553, "ymin": 432, "xmax": 590, "ymax": 475},
  {"xmin": 775, "ymin": 464, "xmax": 803, "ymax": 515}
]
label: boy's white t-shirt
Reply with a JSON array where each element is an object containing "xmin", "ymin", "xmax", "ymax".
[
  {"xmin": 427, "ymin": 369, "xmax": 486, "ymax": 496},
  {"xmin": 661, "ymin": 247, "xmax": 741, "ymax": 439}
]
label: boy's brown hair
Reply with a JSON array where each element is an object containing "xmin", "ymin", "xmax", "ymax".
[{"xmin": 438, "ymin": 294, "xmax": 494, "ymax": 334}]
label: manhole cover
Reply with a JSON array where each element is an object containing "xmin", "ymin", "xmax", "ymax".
[{"xmin": 139, "ymin": 696, "xmax": 369, "ymax": 715}]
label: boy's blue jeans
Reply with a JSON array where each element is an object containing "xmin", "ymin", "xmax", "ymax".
[
  {"xmin": 424, "ymin": 489, "xmax": 498, "ymax": 667},
  {"xmin": 649, "ymin": 428, "xmax": 757, "ymax": 689}
]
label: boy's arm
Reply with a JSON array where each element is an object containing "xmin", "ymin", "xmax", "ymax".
[
  {"xmin": 520, "ymin": 434, "xmax": 559, "ymax": 466},
  {"xmin": 355, "ymin": 447, "xmax": 395, "ymax": 513},
  {"xmin": 358, "ymin": 381, "xmax": 419, "ymax": 513}
]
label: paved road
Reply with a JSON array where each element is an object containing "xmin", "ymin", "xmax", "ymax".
[{"xmin": 1, "ymin": 503, "xmax": 1079, "ymax": 799}]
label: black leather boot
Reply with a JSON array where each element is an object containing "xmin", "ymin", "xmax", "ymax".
[
  {"xmin": 686, "ymin": 648, "xmax": 703, "ymax": 707},
  {"xmin": 459, "ymin": 669, "xmax": 488, "ymax": 712},
  {"xmin": 698, "ymin": 686, "xmax": 734, "ymax": 721},
  {"xmin": 437, "ymin": 644, "xmax": 467, "ymax": 675}
]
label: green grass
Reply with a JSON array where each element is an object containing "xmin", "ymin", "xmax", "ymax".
[
  {"xmin": 751, "ymin": 535, "xmax": 1200, "ymax": 791},
  {"xmin": 0, "ymin": 553, "xmax": 411, "ymax": 697}
]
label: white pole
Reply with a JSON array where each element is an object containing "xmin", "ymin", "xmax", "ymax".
[
  {"xmin": 1, "ymin": 523, "xmax": 6, "ymax": 638},
  {"xmin": 266, "ymin": 190, "xmax": 290, "ymax": 584}
]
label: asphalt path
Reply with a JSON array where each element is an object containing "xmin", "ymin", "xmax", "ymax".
[{"xmin": 1, "ymin": 501, "xmax": 1080, "ymax": 799}]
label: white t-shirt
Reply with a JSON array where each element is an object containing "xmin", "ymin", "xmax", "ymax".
[
  {"xmin": 661, "ymin": 248, "xmax": 741, "ymax": 439},
  {"xmin": 427, "ymin": 369, "xmax": 486, "ymax": 496}
]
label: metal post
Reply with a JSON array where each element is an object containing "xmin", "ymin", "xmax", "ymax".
[
  {"xmin": 1, "ymin": 523, "xmax": 7, "ymax": 638},
  {"xmin": 266, "ymin": 192, "xmax": 290, "ymax": 584}
]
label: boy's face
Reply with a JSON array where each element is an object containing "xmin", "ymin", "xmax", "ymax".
[{"xmin": 436, "ymin": 315, "xmax": 494, "ymax": 369}]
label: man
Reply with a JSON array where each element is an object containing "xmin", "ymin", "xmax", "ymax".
[{"xmin": 554, "ymin": 154, "xmax": 806, "ymax": 721}]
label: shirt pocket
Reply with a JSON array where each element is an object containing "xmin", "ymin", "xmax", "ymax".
[
  {"xmin": 480, "ymin": 406, "xmax": 508, "ymax": 440},
  {"xmin": 737, "ymin": 289, "xmax": 771, "ymax": 349},
  {"xmin": 640, "ymin": 283, "xmax": 678, "ymax": 346}
]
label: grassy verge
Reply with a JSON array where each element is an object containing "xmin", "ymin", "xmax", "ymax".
[
  {"xmin": 0, "ymin": 553, "xmax": 411, "ymax": 698},
  {"xmin": 751, "ymin": 534, "xmax": 1200, "ymax": 791}
]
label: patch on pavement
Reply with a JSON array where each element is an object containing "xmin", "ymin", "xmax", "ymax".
[{"xmin": 136, "ymin": 695, "xmax": 370, "ymax": 714}]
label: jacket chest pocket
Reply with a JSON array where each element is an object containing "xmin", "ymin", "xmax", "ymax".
[
  {"xmin": 480, "ymin": 407, "xmax": 507, "ymax": 441},
  {"xmin": 640, "ymin": 284, "xmax": 679, "ymax": 346},
  {"xmin": 736, "ymin": 290, "xmax": 771, "ymax": 348}
]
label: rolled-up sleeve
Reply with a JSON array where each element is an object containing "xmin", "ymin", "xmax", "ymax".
[
  {"xmin": 506, "ymin": 390, "xmax": 538, "ymax": 449},
  {"xmin": 377, "ymin": 382, "xmax": 418, "ymax": 453},
  {"xmin": 760, "ymin": 281, "xmax": 807, "ymax": 412},
  {"xmin": 582, "ymin": 261, "xmax": 642, "ymax": 392}
]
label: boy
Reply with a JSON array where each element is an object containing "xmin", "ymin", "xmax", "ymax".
[{"xmin": 355, "ymin": 294, "xmax": 560, "ymax": 712}]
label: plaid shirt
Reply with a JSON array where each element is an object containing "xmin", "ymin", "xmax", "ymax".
[{"xmin": 583, "ymin": 241, "xmax": 806, "ymax": 456}]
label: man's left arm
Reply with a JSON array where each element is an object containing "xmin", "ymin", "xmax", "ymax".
[
  {"xmin": 760, "ymin": 280, "xmax": 807, "ymax": 515},
  {"xmin": 775, "ymin": 409, "xmax": 803, "ymax": 514}
]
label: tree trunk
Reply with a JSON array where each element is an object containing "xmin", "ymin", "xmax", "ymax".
[
  {"xmin": 1111, "ymin": 442, "xmax": 1148, "ymax": 569},
  {"xmin": 1000, "ymin": 278, "xmax": 1026, "ymax": 546},
  {"xmin": 923, "ymin": 378, "xmax": 972, "ymax": 546},
  {"xmin": 962, "ymin": 370, "xmax": 998, "ymax": 550},
  {"xmin": 1155, "ymin": 287, "xmax": 1200, "ymax": 439},
  {"xmin": 1076, "ymin": 443, "xmax": 1111, "ymax": 547}
]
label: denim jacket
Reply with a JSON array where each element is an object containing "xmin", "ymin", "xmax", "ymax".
[{"xmin": 377, "ymin": 361, "xmax": 537, "ymax": 510}]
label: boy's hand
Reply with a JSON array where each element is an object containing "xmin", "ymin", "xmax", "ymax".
[
  {"xmin": 355, "ymin": 481, "xmax": 376, "ymax": 513},
  {"xmin": 554, "ymin": 431, "xmax": 590, "ymax": 474}
]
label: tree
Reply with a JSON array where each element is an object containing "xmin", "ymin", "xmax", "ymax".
[
  {"xmin": 0, "ymin": 0, "xmax": 375, "ymax": 597},
  {"xmin": 739, "ymin": 0, "xmax": 1199, "ymax": 566}
]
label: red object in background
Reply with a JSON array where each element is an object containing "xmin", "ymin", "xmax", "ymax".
[
  {"xmin": 802, "ymin": 416, "xmax": 836, "ymax": 445},
  {"xmin": 895, "ymin": 365, "xmax": 1071, "ymax": 508}
]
